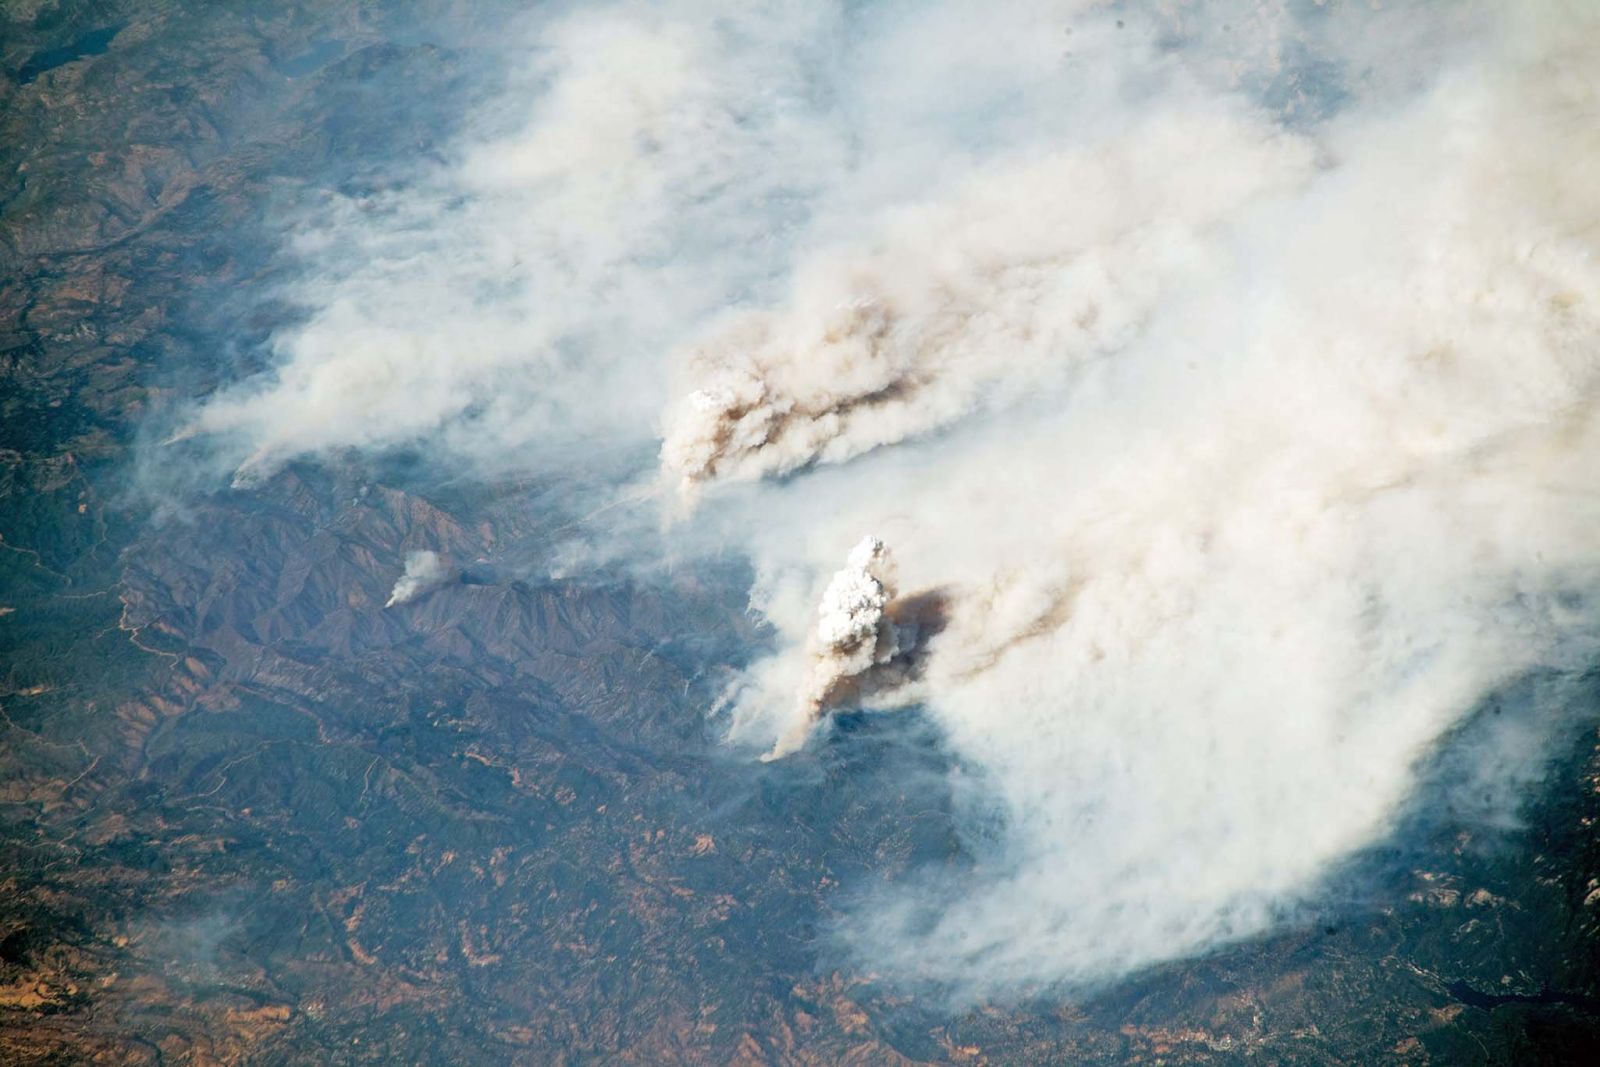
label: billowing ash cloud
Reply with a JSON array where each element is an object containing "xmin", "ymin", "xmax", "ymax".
[
  {"xmin": 765, "ymin": 535, "xmax": 900, "ymax": 760},
  {"xmin": 385, "ymin": 550, "xmax": 452, "ymax": 608},
  {"xmin": 175, "ymin": 0, "xmax": 1600, "ymax": 1000}
]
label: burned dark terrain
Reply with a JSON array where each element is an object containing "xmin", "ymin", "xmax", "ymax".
[{"xmin": 3, "ymin": 2, "xmax": 1600, "ymax": 1063}]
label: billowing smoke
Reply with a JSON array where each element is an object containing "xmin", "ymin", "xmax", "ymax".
[
  {"xmin": 385, "ymin": 550, "xmax": 452, "ymax": 608},
  {"xmin": 713, "ymin": 1, "xmax": 1600, "ymax": 993},
  {"xmin": 177, "ymin": 2, "xmax": 860, "ymax": 486},
  {"xmin": 174, "ymin": 0, "xmax": 1600, "ymax": 1000},
  {"xmin": 660, "ymin": 109, "xmax": 1311, "ymax": 499},
  {"xmin": 765, "ymin": 535, "xmax": 901, "ymax": 760}
]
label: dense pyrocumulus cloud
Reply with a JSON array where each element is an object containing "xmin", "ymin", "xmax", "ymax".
[
  {"xmin": 764, "ymin": 535, "xmax": 902, "ymax": 760},
  {"xmin": 180, "ymin": 0, "xmax": 1600, "ymax": 997}
]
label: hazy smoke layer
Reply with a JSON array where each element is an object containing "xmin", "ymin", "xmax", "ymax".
[
  {"xmin": 185, "ymin": 3, "xmax": 856, "ymax": 483},
  {"xmin": 182, "ymin": 0, "xmax": 1600, "ymax": 997},
  {"xmin": 385, "ymin": 550, "xmax": 451, "ymax": 608}
]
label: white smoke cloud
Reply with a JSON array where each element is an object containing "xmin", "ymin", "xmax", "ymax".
[
  {"xmin": 183, "ymin": 3, "xmax": 854, "ymax": 484},
  {"xmin": 176, "ymin": 0, "xmax": 1600, "ymax": 999},
  {"xmin": 660, "ymin": 108, "xmax": 1313, "ymax": 498},
  {"xmin": 714, "ymin": 2, "xmax": 1600, "ymax": 993},
  {"xmin": 765, "ymin": 535, "xmax": 902, "ymax": 760},
  {"xmin": 385, "ymin": 550, "xmax": 452, "ymax": 608}
]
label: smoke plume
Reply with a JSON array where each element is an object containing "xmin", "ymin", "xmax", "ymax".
[
  {"xmin": 385, "ymin": 550, "xmax": 452, "ymax": 608},
  {"xmin": 660, "ymin": 109, "xmax": 1311, "ymax": 499},
  {"xmin": 174, "ymin": 0, "xmax": 1600, "ymax": 999},
  {"xmin": 696, "ymin": 0, "xmax": 1600, "ymax": 993},
  {"xmin": 765, "ymin": 535, "xmax": 901, "ymax": 760}
]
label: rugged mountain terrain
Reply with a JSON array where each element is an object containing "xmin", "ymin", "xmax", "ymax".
[{"xmin": 3, "ymin": 2, "xmax": 1600, "ymax": 1063}]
